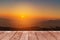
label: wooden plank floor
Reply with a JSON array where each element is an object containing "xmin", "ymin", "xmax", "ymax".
[{"xmin": 0, "ymin": 31, "xmax": 60, "ymax": 40}]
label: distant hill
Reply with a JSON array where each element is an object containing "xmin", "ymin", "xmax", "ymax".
[
  {"xmin": 30, "ymin": 19, "xmax": 60, "ymax": 30},
  {"xmin": 0, "ymin": 17, "xmax": 60, "ymax": 30},
  {"xmin": 40, "ymin": 19, "xmax": 60, "ymax": 28}
]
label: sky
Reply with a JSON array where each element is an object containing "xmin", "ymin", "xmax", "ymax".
[
  {"xmin": 0, "ymin": 0, "xmax": 60, "ymax": 19},
  {"xmin": 0, "ymin": 0, "xmax": 60, "ymax": 29}
]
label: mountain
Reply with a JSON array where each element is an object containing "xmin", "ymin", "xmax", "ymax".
[{"xmin": 30, "ymin": 19, "xmax": 60, "ymax": 30}]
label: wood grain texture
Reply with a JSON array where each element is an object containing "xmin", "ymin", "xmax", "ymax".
[{"xmin": 0, "ymin": 31, "xmax": 60, "ymax": 40}]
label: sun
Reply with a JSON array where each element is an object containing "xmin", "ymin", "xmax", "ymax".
[{"xmin": 21, "ymin": 16, "xmax": 24, "ymax": 18}]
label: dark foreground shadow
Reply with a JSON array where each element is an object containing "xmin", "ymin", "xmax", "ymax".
[{"xmin": 0, "ymin": 26, "xmax": 60, "ymax": 31}]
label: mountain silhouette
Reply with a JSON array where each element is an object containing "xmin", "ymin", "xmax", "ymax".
[
  {"xmin": 0, "ymin": 18, "xmax": 60, "ymax": 31},
  {"xmin": 30, "ymin": 19, "xmax": 60, "ymax": 31}
]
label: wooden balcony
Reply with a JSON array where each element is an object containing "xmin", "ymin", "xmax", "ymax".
[{"xmin": 0, "ymin": 31, "xmax": 60, "ymax": 40}]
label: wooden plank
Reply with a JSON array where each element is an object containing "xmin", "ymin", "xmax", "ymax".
[
  {"xmin": 0, "ymin": 31, "xmax": 60, "ymax": 40},
  {"xmin": 49, "ymin": 31, "xmax": 60, "ymax": 40},
  {"xmin": 10, "ymin": 31, "xmax": 22, "ymax": 40},
  {"xmin": 36, "ymin": 31, "xmax": 57, "ymax": 40},
  {"xmin": 28, "ymin": 31, "xmax": 38, "ymax": 40},
  {"xmin": 0, "ymin": 31, "xmax": 8, "ymax": 40},
  {"xmin": 35, "ymin": 31, "xmax": 47, "ymax": 40},
  {"xmin": 20, "ymin": 31, "xmax": 28, "ymax": 40},
  {"xmin": 1, "ymin": 31, "xmax": 16, "ymax": 40}
]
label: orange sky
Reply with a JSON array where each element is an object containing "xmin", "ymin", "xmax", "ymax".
[{"xmin": 0, "ymin": 1, "xmax": 60, "ymax": 29}]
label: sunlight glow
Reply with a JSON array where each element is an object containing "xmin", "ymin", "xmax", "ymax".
[{"xmin": 21, "ymin": 16, "xmax": 25, "ymax": 18}]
